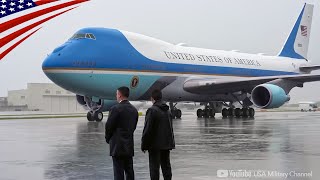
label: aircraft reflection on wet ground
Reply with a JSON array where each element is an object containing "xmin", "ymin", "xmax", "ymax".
[{"xmin": 0, "ymin": 112, "xmax": 318, "ymax": 179}]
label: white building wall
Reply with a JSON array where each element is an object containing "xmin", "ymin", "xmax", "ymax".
[
  {"xmin": 41, "ymin": 95, "xmax": 85, "ymax": 113},
  {"xmin": 27, "ymin": 83, "xmax": 47, "ymax": 110},
  {"xmin": 7, "ymin": 83, "xmax": 85, "ymax": 113},
  {"xmin": 7, "ymin": 90, "xmax": 27, "ymax": 106}
]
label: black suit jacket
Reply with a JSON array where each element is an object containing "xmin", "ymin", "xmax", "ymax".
[
  {"xmin": 105, "ymin": 100, "xmax": 139, "ymax": 157},
  {"xmin": 141, "ymin": 101, "xmax": 175, "ymax": 151}
]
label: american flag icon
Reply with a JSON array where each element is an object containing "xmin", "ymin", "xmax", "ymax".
[
  {"xmin": 0, "ymin": 0, "xmax": 89, "ymax": 60},
  {"xmin": 300, "ymin": 25, "xmax": 308, "ymax": 37}
]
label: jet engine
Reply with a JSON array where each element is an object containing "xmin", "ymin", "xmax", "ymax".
[{"xmin": 251, "ymin": 84, "xmax": 290, "ymax": 109}]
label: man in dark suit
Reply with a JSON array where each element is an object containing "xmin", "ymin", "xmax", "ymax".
[
  {"xmin": 105, "ymin": 86, "xmax": 139, "ymax": 180},
  {"xmin": 141, "ymin": 89, "xmax": 175, "ymax": 180}
]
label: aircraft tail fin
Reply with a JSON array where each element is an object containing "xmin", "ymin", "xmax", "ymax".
[{"xmin": 278, "ymin": 3, "xmax": 314, "ymax": 60}]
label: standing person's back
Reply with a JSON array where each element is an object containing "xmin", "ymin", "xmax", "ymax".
[
  {"xmin": 106, "ymin": 100, "xmax": 138, "ymax": 157},
  {"xmin": 105, "ymin": 86, "xmax": 139, "ymax": 180},
  {"xmin": 141, "ymin": 89, "xmax": 175, "ymax": 180}
]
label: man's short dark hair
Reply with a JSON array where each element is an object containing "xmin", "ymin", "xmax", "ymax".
[
  {"xmin": 118, "ymin": 86, "xmax": 130, "ymax": 98},
  {"xmin": 151, "ymin": 89, "xmax": 162, "ymax": 101}
]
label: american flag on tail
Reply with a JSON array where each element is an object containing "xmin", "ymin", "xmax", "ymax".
[
  {"xmin": 300, "ymin": 25, "xmax": 308, "ymax": 37},
  {"xmin": 0, "ymin": 0, "xmax": 89, "ymax": 60}
]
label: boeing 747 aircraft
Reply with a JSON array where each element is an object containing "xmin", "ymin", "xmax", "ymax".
[{"xmin": 43, "ymin": 4, "xmax": 320, "ymax": 121}]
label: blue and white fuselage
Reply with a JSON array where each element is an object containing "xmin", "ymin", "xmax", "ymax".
[
  {"xmin": 42, "ymin": 4, "xmax": 320, "ymax": 119},
  {"xmin": 42, "ymin": 27, "xmax": 304, "ymax": 99}
]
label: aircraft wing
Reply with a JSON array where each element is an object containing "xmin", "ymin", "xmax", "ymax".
[
  {"xmin": 183, "ymin": 74, "xmax": 320, "ymax": 94},
  {"xmin": 299, "ymin": 65, "xmax": 320, "ymax": 72}
]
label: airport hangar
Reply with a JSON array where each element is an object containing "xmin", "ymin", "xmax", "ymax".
[{"xmin": 6, "ymin": 83, "xmax": 85, "ymax": 113}]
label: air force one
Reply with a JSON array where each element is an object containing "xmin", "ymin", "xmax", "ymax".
[{"xmin": 42, "ymin": 4, "xmax": 320, "ymax": 121}]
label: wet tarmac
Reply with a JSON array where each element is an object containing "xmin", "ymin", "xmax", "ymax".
[{"xmin": 0, "ymin": 111, "xmax": 319, "ymax": 180}]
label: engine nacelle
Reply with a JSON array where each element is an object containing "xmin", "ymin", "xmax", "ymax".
[
  {"xmin": 251, "ymin": 84, "xmax": 290, "ymax": 109},
  {"xmin": 76, "ymin": 95, "xmax": 117, "ymax": 112}
]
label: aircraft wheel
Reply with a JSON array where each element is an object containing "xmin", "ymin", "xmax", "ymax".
[
  {"xmin": 209, "ymin": 109, "xmax": 215, "ymax": 118},
  {"xmin": 94, "ymin": 111, "xmax": 103, "ymax": 122},
  {"xmin": 228, "ymin": 108, "xmax": 234, "ymax": 117},
  {"xmin": 222, "ymin": 108, "xmax": 228, "ymax": 118},
  {"xmin": 171, "ymin": 109, "xmax": 177, "ymax": 119},
  {"xmin": 197, "ymin": 109, "xmax": 203, "ymax": 118},
  {"xmin": 204, "ymin": 109, "xmax": 211, "ymax": 118},
  {"xmin": 176, "ymin": 109, "xmax": 182, "ymax": 119},
  {"xmin": 87, "ymin": 111, "xmax": 94, "ymax": 122},
  {"xmin": 235, "ymin": 108, "xmax": 241, "ymax": 118},
  {"xmin": 248, "ymin": 108, "xmax": 255, "ymax": 117},
  {"xmin": 242, "ymin": 108, "xmax": 249, "ymax": 117}
]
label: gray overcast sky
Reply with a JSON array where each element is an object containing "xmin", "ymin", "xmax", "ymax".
[{"xmin": 0, "ymin": 0, "xmax": 319, "ymax": 103}]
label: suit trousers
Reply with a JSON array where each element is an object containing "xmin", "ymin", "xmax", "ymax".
[
  {"xmin": 148, "ymin": 150, "xmax": 172, "ymax": 180},
  {"xmin": 112, "ymin": 156, "xmax": 134, "ymax": 180}
]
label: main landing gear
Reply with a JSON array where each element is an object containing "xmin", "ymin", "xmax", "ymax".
[
  {"xmin": 221, "ymin": 107, "xmax": 255, "ymax": 118},
  {"xmin": 196, "ymin": 102, "xmax": 216, "ymax": 118},
  {"xmin": 196, "ymin": 109, "xmax": 215, "ymax": 118},
  {"xmin": 169, "ymin": 102, "xmax": 182, "ymax": 119}
]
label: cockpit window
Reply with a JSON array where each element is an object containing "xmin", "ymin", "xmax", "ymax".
[
  {"xmin": 88, "ymin": 33, "xmax": 96, "ymax": 40},
  {"xmin": 70, "ymin": 33, "xmax": 86, "ymax": 39},
  {"xmin": 70, "ymin": 33, "xmax": 96, "ymax": 40}
]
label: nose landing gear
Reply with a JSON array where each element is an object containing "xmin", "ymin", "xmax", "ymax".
[
  {"xmin": 85, "ymin": 97, "xmax": 104, "ymax": 122},
  {"xmin": 87, "ymin": 111, "xmax": 104, "ymax": 122}
]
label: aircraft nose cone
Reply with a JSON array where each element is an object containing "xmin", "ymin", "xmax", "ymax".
[
  {"xmin": 42, "ymin": 54, "xmax": 54, "ymax": 70},
  {"xmin": 42, "ymin": 54, "xmax": 60, "ymax": 73},
  {"xmin": 42, "ymin": 52, "xmax": 76, "ymax": 94},
  {"xmin": 52, "ymin": 44, "xmax": 67, "ymax": 53},
  {"xmin": 42, "ymin": 54, "xmax": 60, "ymax": 83},
  {"xmin": 42, "ymin": 43, "xmax": 71, "ymax": 71},
  {"xmin": 42, "ymin": 45, "xmax": 71, "ymax": 83}
]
